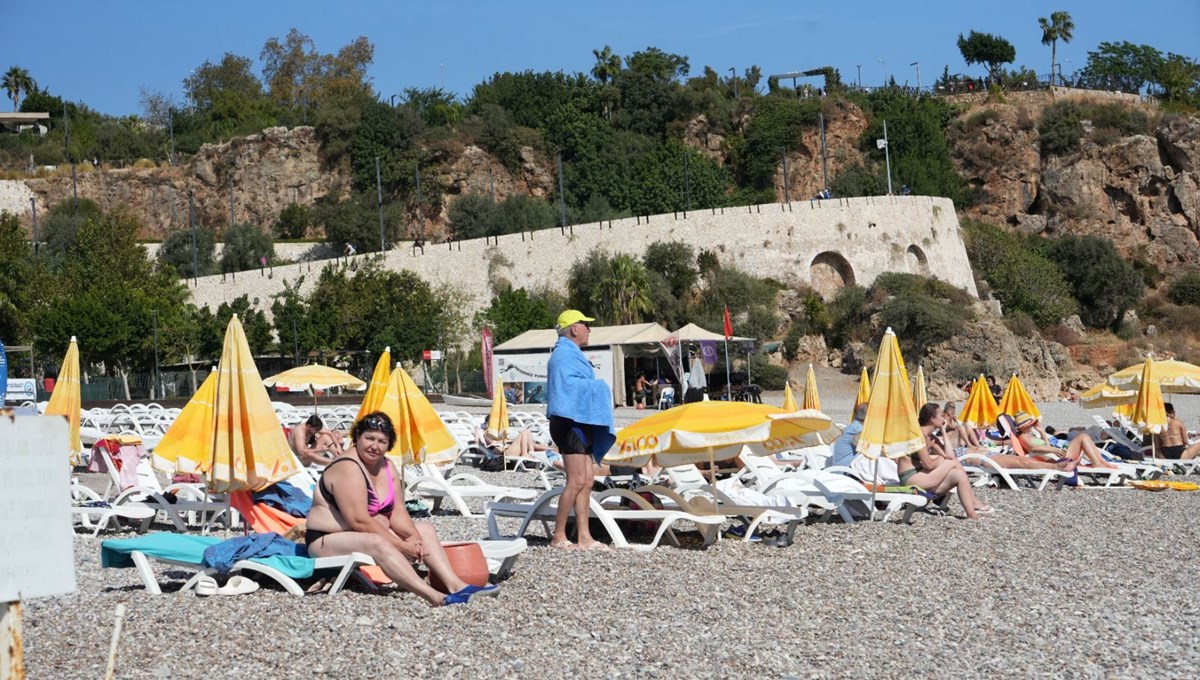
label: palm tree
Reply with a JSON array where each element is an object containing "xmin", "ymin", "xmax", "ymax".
[
  {"xmin": 591, "ymin": 45, "xmax": 621, "ymax": 85},
  {"xmin": 1038, "ymin": 11, "xmax": 1074, "ymax": 86},
  {"xmin": 593, "ymin": 254, "xmax": 653, "ymax": 325},
  {"xmin": 2, "ymin": 66, "xmax": 36, "ymax": 111}
]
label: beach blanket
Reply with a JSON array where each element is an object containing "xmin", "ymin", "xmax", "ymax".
[
  {"xmin": 102, "ymin": 533, "xmax": 316, "ymax": 580},
  {"xmin": 202, "ymin": 532, "xmax": 307, "ymax": 574},
  {"xmin": 546, "ymin": 336, "xmax": 616, "ymax": 462},
  {"xmin": 252, "ymin": 481, "xmax": 312, "ymax": 518}
]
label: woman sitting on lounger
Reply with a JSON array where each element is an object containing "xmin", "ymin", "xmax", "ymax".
[
  {"xmin": 306, "ymin": 411, "xmax": 498, "ymax": 606},
  {"xmin": 941, "ymin": 401, "xmax": 982, "ymax": 450},
  {"xmin": 922, "ymin": 403, "xmax": 1073, "ymax": 474},
  {"xmin": 888, "ymin": 403, "xmax": 990, "ymax": 519},
  {"xmin": 1009, "ymin": 411, "xmax": 1119, "ymax": 469}
]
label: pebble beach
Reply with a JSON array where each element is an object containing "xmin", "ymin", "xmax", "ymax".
[{"xmin": 23, "ymin": 387, "xmax": 1200, "ymax": 679}]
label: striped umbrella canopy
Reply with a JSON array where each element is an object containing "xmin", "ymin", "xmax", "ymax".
[
  {"xmin": 781, "ymin": 382, "xmax": 798, "ymax": 412},
  {"xmin": 264, "ymin": 364, "xmax": 366, "ymax": 410},
  {"xmin": 376, "ymin": 364, "xmax": 457, "ymax": 466},
  {"xmin": 802, "ymin": 364, "xmax": 821, "ymax": 411},
  {"xmin": 1129, "ymin": 358, "xmax": 1167, "ymax": 437},
  {"xmin": 912, "ymin": 365, "xmax": 928, "ymax": 409},
  {"xmin": 1079, "ymin": 382, "xmax": 1136, "ymax": 409},
  {"xmin": 851, "ymin": 366, "xmax": 872, "ymax": 420},
  {"xmin": 997, "ymin": 374, "xmax": 1040, "ymax": 420},
  {"xmin": 1107, "ymin": 359, "xmax": 1200, "ymax": 394},
  {"xmin": 604, "ymin": 401, "xmax": 840, "ymax": 472},
  {"xmin": 207, "ymin": 315, "xmax": 302, "ymax": 493},
  {"xmin": 959, "ymin": 375, "xmax": 1000, "ymax": 429},
  {"xmin": 44, "ymin": 336, "xmax": 82, "ymax": 465},
  {"xmin": 486, "ymin": 380, "xmax": 509, "ymax": 442},
  {"xmin": 353, "ymin": 347, "xmax": 392, "ymax": 426},
  {"xmin": 152, "ymin": 369, "xmax": 216, "ymax": 475}
]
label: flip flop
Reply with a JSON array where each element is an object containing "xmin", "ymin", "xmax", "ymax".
[
  {"xmin": 194, "ymin": 575, "xmax": 218, "ymax": 597},
  {"xmin": 216, "ymin": 575, "xmax": 260, "ymax": 596},
  {"xmin": 548, "ymin": 540, "xmax": 576, "ymax": 550},
  {"xmin": 580, "ymin": 542, "xmax": 613, "ymax": 552}
]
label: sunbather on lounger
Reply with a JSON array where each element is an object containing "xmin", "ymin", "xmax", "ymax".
[
  {"xmin": 306, "ymin": 412, "xmax": 498, "ymax": 606},
  {"xmin": 923, "ymin": 404, "xmax": 1072, "ymax": 474},
  {"xmin": 941, "ymin": 401, "xmax": 982, "ymax": 449},
  {"xmin": 1011, "ymin": 411, "xmax": 1118, "ymax": 469},
  {"xmin": 290, "ymin": 415, "xmax": 341, "ymax": 467}
]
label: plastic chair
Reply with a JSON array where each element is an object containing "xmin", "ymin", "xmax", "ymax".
[{"xmin": 657, "ymin": 387, "xmax": 675, "ymax": 410}]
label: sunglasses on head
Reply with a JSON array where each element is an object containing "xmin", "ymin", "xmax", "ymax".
[{"xmin": 363, "ymin": 415, "xmax": 393, "ymax": 431}]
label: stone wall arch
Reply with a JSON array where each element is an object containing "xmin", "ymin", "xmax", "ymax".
[
  {"xmin": 809, "ymin": 251, "xmax": 855, "ymax": 297},
  {"xmin": 906, "ymin": 245, "xmax": 930, "ymax": 275}
]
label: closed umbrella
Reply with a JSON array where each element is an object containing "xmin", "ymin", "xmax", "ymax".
[
  {"xmin": 913, "ymin": 365, "xmax": 928, "ymax": 409},
  {"xmin": 688, "ymin": 356, "xmax": 708, "ymax": 391},
  {"xmin": 45, "ymin": 336, "xmax": 82, "ymax": 465},
  {"xmin": 997, "ymin": 374, "xmax": 1040, "ymax": 419},
  {"xmin": 486, "ymin": 380, "xmax": 509, "ymax": 442},
  {"xmin": 377, "ymin": 364, "xmax": 457, "ymax": 467},
  {"xmin": 1129, "ymin": 358, "xmax": 1168, "ymax": 460},
  {"xmin": 263, "ymin": 364, "xmax": 366, "ymax": 412},
  {"xmin": 959, "ymin": 375, "xmax": 1000, "ymax": 430},
  {"xmin": 354, "ymin": 347, "xmax": 392, "ymax": 426},
  {"xmin": 781, "ymin": 383, "xmax": 798, "ymax": 411},
  {"xmin": 851, "ymin": 366, "xmax": 871, "ymax": 420},
  {"xmin": 1108, "ymin": 359, "xmax": 1200, "ymax": 393},
  {"xmin": 152, "ymin": 369, "xmax": 216, "ymax": 475},
  {"xmin": 802, "ymin": 364, "xmax": 821, "ymax": 411},
  {"xmin": 856, "ymin": 328, "xmax": 924, "ymax": 516},
  {"xmin": 605, "ymin": 401, "xmax": 839, "ymax": 483},
  {"xmin": 206, "ymin": 315, "xmax": 302, "ymax": 493}
]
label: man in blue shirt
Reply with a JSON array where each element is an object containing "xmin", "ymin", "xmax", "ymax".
[{"xmin": 827, "ymin": 403, "xmax": 867, "ymax": 468}]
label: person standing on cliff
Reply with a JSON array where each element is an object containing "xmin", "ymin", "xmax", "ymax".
[
  {"xmin": 546, "ymin": 310, "xmax": 616, "ymax": 551},
  {"xmin": 343, "ymin": 242, "xmax": 357, "ymax": 260}
]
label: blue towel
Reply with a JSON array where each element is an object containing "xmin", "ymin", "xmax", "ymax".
[
  {"xmin": 101, "ymin": 533, "xmax": 221, "ymax": 569},
  {"xmin": 202, "ymin": 532, "xmax": 308, "ymax": 574},
  {"xmin": 252, "ymin": 481, "xmax": 312, "ymax": 518},
  {"xmin": 546, "ymin": 336, "xmax": 616, "ymax": 462}
]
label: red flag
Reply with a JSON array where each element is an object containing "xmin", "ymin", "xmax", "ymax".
[
  {"xmin": 722, "ymin": 307, "xmax": 733, "ymax": 340},
  {"xmin": 481, "ymin": 328, "xmax": 494, "ymax": 392}
]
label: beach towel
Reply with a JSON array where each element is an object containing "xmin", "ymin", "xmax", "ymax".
[
  {"xmin": 202, "ymin": 532, "xmax": 307, "ymax": 574},
  {"xmin": 252, "ymin": 481, "xmax": 312, "ymax": 518},
  {"xmin": 546, "ymin": 336, "xmax": 616, "ymax": 462},
  {"xmin": 102, "ymin": 532, "xmax": 318, "ymax": 581}
]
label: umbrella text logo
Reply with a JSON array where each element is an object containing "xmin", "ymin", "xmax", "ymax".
[{"xmin": 618, "ymin": 435, "xmax": 661, "ymax": 455}]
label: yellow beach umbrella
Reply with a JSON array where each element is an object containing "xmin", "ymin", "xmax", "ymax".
[
  {"xmin": 1079, "ymin": 382, "xmax": 1136, "ymax": 409},
  {"xmin": 486, "ymin": 381, "xmax": 509, "ymax": 442},
  {"xmin": 959, "ymin": 375, "xmax": 1000, "ymax": 429},
  {"xmin": 605, "ymin": 401, "xmax": 840, "ymax": 474},
  {"xmin": 264, "ymin": 364, "xmax": 366, "ymax": 410},
  {"xmin": 802, "ymin": 364, "xmax": 821, "ymax": 411},
  {"xmin": 377, "ymin": 364, "xmax": 457, "ymax": 466},
  {"xmin": 1129, "ymin": 358, "xmax": 1167, "ymax": 438},
  {"xmin": 1107, "ymin": 359, "xmax": 1200, "ymax": 394},
  {"xmin": 856, "ymin": 328, "xmax": 923, "ymax": 461},
  {"xmin": 912, "ymin": 365, "xmax": 928, "ymax": 409},
  {"xmin": 207, "ymin": 315, "xmax": 302, "ymax": 493},
  {"xmin": 152, "ymin": 369, "xmax": 216, "ymax": 475},
  {"xmin": 354, "ymin": 347, "xmax": 392, "ymax": 426},
  {"xmin": 45, "ymin": 335, "xmax": 82, "ymax": 465},
  {"xmin": 781, "ymin": 382, "xmax": 798, "ymax": 412},
  {"xmin": 851, "ymin": 366, "xmax": 871, "ymax": 420},
  {"xmin": 997, "ymin": 374, "xmax": 1040, "ymax": 419}
]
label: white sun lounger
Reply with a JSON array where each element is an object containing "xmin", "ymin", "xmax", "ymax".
[{"xmin": 406, "ymin": 462, "xmax": 539, "ymax": 517}]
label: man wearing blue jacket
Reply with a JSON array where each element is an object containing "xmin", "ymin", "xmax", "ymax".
[{"xmin": 546, "ymin": 309, "xmax": 616, "ymax": 551}]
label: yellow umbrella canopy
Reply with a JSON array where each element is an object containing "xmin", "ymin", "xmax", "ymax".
[
  {"xmin": 207, "ymin": 315, "xmax": 302, "ymax": 493},
  {"xmin": 959, "ymin": 375, "xmax": 1000, "ymax": 429},
  {"xmin": 486, "ymin": 381, "xmax": 509, "ymax": 442},
  {"xmin": 851, "ymin": 366, "xmax": 872, "ymax": 420},
  {"xmin": 912, "ymin": 365, "xmax": 928, "ymax": 409},
  {"xmin": 353, "ymin": 347, "xmax": 392, "ymax": 426},
  {"xmin": 856, "ymin": 328, "xmax": 923, "ymax": 460},
  {"xmin": 997, "ymin": 374, "xmax": 1040, "ymax": 419},
  {"xmin": 44, "ymin": 336, "xmax": 82, "ymax": 464},
  {"xmin": 604, "ymin": 401, "xmax": 840, "ymax": 469},
  {"xmin": 264, "ymin": 364, "xmax": 366, "ymax": 409},
  {"xmin": 1129, "ymin": 358, "xmax": 1167, "ymax": 436},
  {"xmin": 781, "ymin": 382, "xmax": 798, "ymax": 412},
  {"xmin": 1107, "ymin": 359, "xmax": 1200, "ymax": 394},
  {"xmin": 1079, "ymin": 382, "xmax": 1136, "ymax": 409},
  {"xmin": 152, "ymin": 369, "xmax": 216, "ymax": 475},
  {"xmin": 802, "ymin": 364, "xmax": 821, "ymax": 411},
  {"xmin": 376, "ymin": 364, "xmax": 457, "ymax": 466}
]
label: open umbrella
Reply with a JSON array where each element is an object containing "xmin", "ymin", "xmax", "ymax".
[
  {"xmin": 997, "ymin": 374, "xmax": 1040, "ymax": 419},
  {"xmin": 912, "ymin": 365, "xmax": 927, "ymax": 409},
  {"xmin": 486, "ymin": 380, "xmax": 509, "ymax": 442},
  {"xmin": 207, "ymin": 315, "xmax": 302, "ymax": 493},
  {"xmin": 781, "ymin": 383, "xmax": 798, "ymax": 411},
  {"xmin": 959, "ymin": 375, "xmax": 1000, "ymax": 429},
  {"xmin": 802, "ymin": 364, "xmax": 821, "ymax": 411},
  {"xmin": 1129, "ymin": 358, "xmax": 1167, "ymax": 459},
  {"xmin": 851, "ymin": 366, "xmax": 871, "ymax": 420},
  {"xmin": 604, "ymin": 401, "xmax": 839, "ymax": 482},
  {"xmin": 44, "ymin": 336, "xmax": 82, "ymax": 465},
  {"xmin": 1079, "ymin": 382, "xmax": 1136, "ymax": 409},
  {"xmin": 263, "ymin": 364, "xmax": 366, "ymax": 411},
  {"xmin": 856, "ymin": 328, "xmax": 924, "ymax": 515},
  {"xmin": 1107, "ymin": 359, "xmax": 1200, "ymax": 393},
  {"xmin": 353, "ymin": 347, "xmax": 392, "ymax": 426},
  {"xmin": 376, "ymin": 364, "xmax": 457, "ymax": 467},
  {"xmin": 152, "ymin": 369, "xmax": 216, "ymax": 475}
]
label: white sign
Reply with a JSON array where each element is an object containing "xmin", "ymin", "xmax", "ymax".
[
  {"xmin": 0, "ymin": 417, "xmax": 77, "ymax": 601},
  {"xmin": 2, "ymin": 378, "xmax": 36, "ymax": 403},
  {"xmin": 493, "ymin": 350, "xmax": 614, "ymax": 392},
  {"xmin": 428, "ymin": 350, "xmax": 443, "ymax": 361}
]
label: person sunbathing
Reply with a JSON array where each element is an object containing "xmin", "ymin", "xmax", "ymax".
[
  {"xmin": 941, "ymin": 401, "xmax": 982, "ymax": 449},
  {"xmin": 290, "ymin": 414, "xmax": 341, "ymax": 467},
  {"xmin": 923, "ymin": 404, "xmax": 1072, "ymax": 474},
  {"xmin": 305, "ymin": 411, "xmax": 498, "ymax": 606},
  {"xmin": 1010, "ymin": 411, "xmax": 1119, "ymax": 469}
]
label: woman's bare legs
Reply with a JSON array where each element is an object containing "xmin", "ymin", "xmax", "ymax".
[
  {"xmin": 1068, "ymin": 434, "xmax": 1118, "ymax": 468},
  {"xmin": 910, "ymin": 460, "xmax": 981, "ymax": 519},
  {"xmin": 411, "ymin": 522, "xmax": 469, "ymax": 594},
  {"xmin": 309, "ymin": 532, "xmax": 448, "ymax": 606},
  {"xmin": 1182, "ymin": 442, "xmax": 1200, "ymax": 460},
  {"xmin": 991, "ymin": 454, "xmax": 1077, "ymax": 472}
]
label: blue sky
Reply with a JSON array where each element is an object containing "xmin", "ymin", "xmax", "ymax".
[{"xmin": 3, "ymin": 1, "xmax": 1197, "ymax": 116}]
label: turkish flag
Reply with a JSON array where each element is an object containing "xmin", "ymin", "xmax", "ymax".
[{"xmin": 722, "ymin": 307, "xmax": 733, "ymax": 340}]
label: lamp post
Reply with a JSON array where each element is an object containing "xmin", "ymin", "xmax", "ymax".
[
  {"xmin": 878, "ymin": 59, "xmax": 887, "ymax": 86},
  {"xmin": 152, "ymin": 309, "xmax": 163, "ymax": 399},
  {"xmin": 779, "ymin": 147, "xmax": 790, "ymax": 204},
  {"xmin": 682, "ymin": 151, "xmax": 691, "ymax": 213},
  {"xmin": 188, "ymin": 190, "xmax": 198, "ymax": 283},
  {"xmin": 878, "ymin": 120, "xmax": 894, "ymax": 196},
  {"xmin": 556, "ymin": 150, "xmax": 567, "ymax": 234},
  {"xmin": 728, "ymin": 66, "xmax": 738, "ymax": 99},
  {"xmin": 29, "ymin": 198, "xmax": 38, "ymax": 255},
  {"xmin": 167, "ymin": 107, "xmax": 175, "ymax": 166},
  {"xmin": 389, "ymin": 93, "xmax": 401, "ymax": 107},
  {"xmin": 375, "ymin": 156, "xmax": 385, "ymax": 252},
  {"xmin": 856, "ymin": 64, "xmax": 862, "ymax": 89},
  {"xmin": 910, "ymin": 62, "xmax": 921, "ymax": 90}
]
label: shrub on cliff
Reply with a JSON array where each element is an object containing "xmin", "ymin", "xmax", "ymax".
[
  {"xmin": 1043, "ymin": 235, "xmax": 1144, "ymax": 330},
  {"xmin": 219, "ymin": 223, "xmax": 275, "ymax": 274},
  {"xmin": 877, "ymin": 292, "xmax": 968, "ymax": 362},
  {"xmin": 961, "ymin": 220, "xmax": 1077, "ymax": 326},
  {"xmin": 159, "ymin": 226, "xmax": 215, "ymax": 278},
  {"xmin": 447, "ymin": 194, "xmax": 496, "ymax": 240},
  {"xmin": 274, "ymin": 203, "xmax": 312, "ymax": 240},
  {"xmin": 1168, "ymin": 273, "xmax": 1200, "ymax": 307},
  {"xmin": 1038, "ymin": 101, "xmax": 1083, "ymax": 157}
]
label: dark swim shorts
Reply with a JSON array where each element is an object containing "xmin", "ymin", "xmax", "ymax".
[{"xmin": 548, "ymin": 415, "xmax": 591, "ymax": 455}]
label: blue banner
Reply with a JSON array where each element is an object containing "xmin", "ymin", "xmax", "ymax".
[
  {"xmin": 699, "ymin": 340, "xmax": 719, "ymax": 367},
  {"xmin": 0, "ymin": 340, "xmax": 8, "ymax": 404}
]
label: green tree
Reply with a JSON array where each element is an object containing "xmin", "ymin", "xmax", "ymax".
[
  {"xmin": 1169, "ymin": 274, "xmax": 1200, "ymax": 306},
  {"xmin": 493, "ymin": 194, "xmax": 557, "ymax": 235},
  {"xmin": 734, "ymin": 95, "xmax": 819, "ymax": 190},
  {"xmin": 643, "ymin": 241, "xmax": 698, "ymax": 299},
  {"xmin": 829, "ymin": 163, "xmax": 886, "ymax": 198},
  {"xmin": 158, "ymin": 225, "xmax": 216, "ymax": 278},
  {"xmin": 1156, "ymin": 54, "xmax": 1200, "ymax": 104},
  {"xmin": 627, "ymin": 140, "xmax": 731, "ymax": 215},
  {"xmin": 194, "ymin": 296, "xmax": 273, "ymax": 359},
  {"xmin": 316, "ymin": 192, "xmax": 406, "ymax": 253},
  {"xmin": 402, "ymin": 87, "xmax": 463, "ymax": 128},
  {"xmin": 2, "ymin": 66, "xmax": 36, "ymax": 112},
  {"xmin": 1076, "ymin": 42, "xmax": 1164, "ymax": 93},
  {"xmin": 447, "ymin": 194, "xmax": 496, "ymax": 240},
  {"xmin": 0, "ymin": 211, "xmax": 39, "ymax": 341},
  {"xmin": 1038, "ymin": 11, "xmax": 1075, "ymax": 86},
  {"xmin": 825, "ymin": 285, "xmax": 870, "ymax": 348},
  {"xmin": 274, "ymin": 202, "xmax": 312, "ymax": 239},
  {"xmin": 956, "ymin": 31, "xmax": 1017, "ymax": 80},
  {"xmin": 592, "ymin": 45, "xmax": 622, "ymax": 85},
  {"xmin": 961, "ymin": 221, "xmax": 1076, "ymax": 326},
  {"xmin": 1044, "ymin": 235, "xmax": 1143, "ymax": 329},
  {"xmin": 349, "ymin": 100, "xmax": 424, "ymax": 195},
  {"xmin": 475, "ymin": 286, "xmax": 557, "ymax": 344},
  {"xmin": 860, "ymin": 91, "xmax": 966, "ymax": 204},
  {"xmin": 876, "ymin": 292, "xmax": 968, "ymax": 361},
  {"xmin": 271, "ymin": 278, "xmax": 322, "ymax": 360},
  {"xmin": 219, "ymin": 222, "xmax": 275, "ymax": 273},
  {"xmin": 593, "ymin": 254, "xmax": 654, "ymax": 324}
]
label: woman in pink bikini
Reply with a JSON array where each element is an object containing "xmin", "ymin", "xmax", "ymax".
[{"xmin": 305, "ymin": 412, "xmax": 498, "ymax": 606}]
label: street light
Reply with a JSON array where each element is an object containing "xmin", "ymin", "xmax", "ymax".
[
  {"xmin": 389, "ymin": 93, "xmax": 401, "ymax": 107},
  {"xmin": 856, "ymin": 64, "xmax": 862, "ymax": 89},
  {"xmin": 728, "ymin": 66, "xmax": 738, "ymax": 99},
  {"xmin": 910, "ymin": 62, "xmax": 921, "ymax": 90},
  {"xmin": 167, "ymin": 107, "xmax": 175, "ymax": 166},
  {"xmin": 878, "ymin": 59, "xmax": 887, "ymax": 86}
]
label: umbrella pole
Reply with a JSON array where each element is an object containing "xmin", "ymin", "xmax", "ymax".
[
  {"xmin": 724, "ymin": 340, "xmax": 731, "ymax": 401},
  {"xmin": 870, "ymin": 457, "xmax": 880, "ymax": 522},
  {"xmin": 709, "ymin": 447, "xmax": 717, "ymax": 487}
]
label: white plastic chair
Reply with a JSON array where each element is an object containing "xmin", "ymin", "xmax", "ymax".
[{"xmin": 657, "ymin": 387, "xmax": 676, "ymax": 410}]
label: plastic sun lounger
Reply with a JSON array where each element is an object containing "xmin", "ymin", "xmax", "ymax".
[
  {"xmin": 484, "ymin": 488, "xmax": 725, "ymax": 551},
  {"xmin": 958, "ymin": 453, "xmax": 1069, "ymax": 491},
  {"xmin": 621, "ymin": 483, "xmax": 807, "ymax": 544},
  {"xmin": 811, "ymin": 466, "xmax": 930, "ymax": 523},
  {"xmin": 407, "ymin": 462, "xmax": 539, "ymax": 517}
]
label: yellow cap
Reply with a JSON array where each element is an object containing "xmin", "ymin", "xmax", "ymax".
[{"xmin": 556, "ymin": 309, "xmax": 595, "ymax": 330}]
